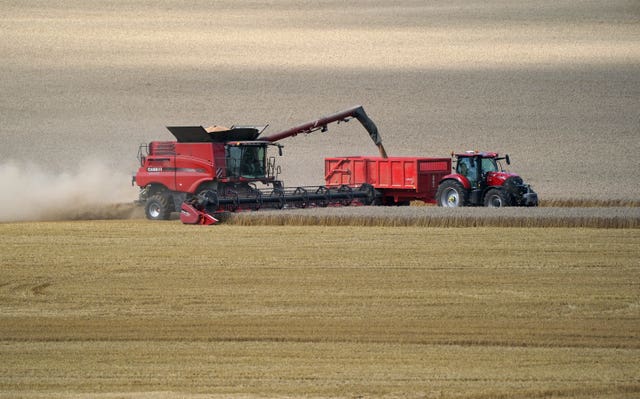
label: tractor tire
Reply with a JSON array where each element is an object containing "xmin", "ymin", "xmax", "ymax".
[
  {"xmin": 436, "ymin": 180, "xmax": 467, "ymax": 207},
  {"xmin": 145, "ymin": 194, "xmax": 172, "ymax": 220},
  {"xmin": 484, "ymin": 188, "xmax": 511, "ymax": 207}
]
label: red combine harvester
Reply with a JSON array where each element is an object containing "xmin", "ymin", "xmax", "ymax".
[
  {"xmin": 134, "ymin": 106, "xmax": 384, "ymax": 224},
  {"xmin": 134, "ymin": 105, "xmax": 537, "ymax": 224}
]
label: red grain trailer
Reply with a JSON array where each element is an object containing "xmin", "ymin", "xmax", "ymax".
[{"xmin": 325, "ymin": 156, "xmax": 452, "ymax": 205}]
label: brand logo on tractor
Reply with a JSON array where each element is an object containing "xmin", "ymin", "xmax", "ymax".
[{"xmin": 147, "ymin": 167, "xmax": 162, "ymax": 172}]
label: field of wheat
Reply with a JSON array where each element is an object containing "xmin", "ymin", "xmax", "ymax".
[
  {"xmin": 1, "ymin": 220, "xmax": 638, "ymax": 398},
  {"xmin": 1, "ymin": 1, "xmax": 639, "ymax": 397},
  {"xmin": 223, "ymin": 206, "xmax": 640, "ymax": 228}
]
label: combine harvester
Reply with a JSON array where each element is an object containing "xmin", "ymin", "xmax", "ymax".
[{"xmin": 133, "ymin": 105, "xmax": 537, "ymax": 224}]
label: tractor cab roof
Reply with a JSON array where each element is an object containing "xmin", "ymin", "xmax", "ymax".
[{"xmin": 454, "ymin": 151, "xmax": 499, "ymax": 158}]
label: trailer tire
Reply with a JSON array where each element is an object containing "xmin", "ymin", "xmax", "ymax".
[
  {"xmin": 145, "ymin": 194, "xmax": 172, "ymax": 220},
  {"xmin": 484, "ymin": 188, "xmax": 511, "ymax": 208},
  {"xmin": 436, "ymin": 180, "xmax": 467, "ymax": 207}
]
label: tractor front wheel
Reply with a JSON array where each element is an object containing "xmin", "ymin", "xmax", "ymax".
[
  {"xmin": 436, "ymin": 180, "xmax": 467, "ymax": 207},
  {"xmin": 145, "ymin": 194, "xmax": 172, "ymax": 220},
  {"xmin": 484, "ymin": 188, "xmax": 511, "ymax": 207}
]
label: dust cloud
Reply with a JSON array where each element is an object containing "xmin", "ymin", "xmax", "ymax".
[{"xmin": 0, "ymin": 161, "xmax": 140, "ymax": 222}]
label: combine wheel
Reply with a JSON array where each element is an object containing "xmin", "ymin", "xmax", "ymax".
[
  {"xmin": 145, "ymin": 194, "xmax": 172, "ymax": 220},
  {"xmin": 436, "ymin": 181, "xmax": 467, "ymax": 207},
  {"xmin": 200, "ymin": 190, "xmax": 220, "ymax": 214},
  {"xmin": 484, "ymin": 188, "xmax": 511, "ymax": 207},
  {"xmin": 196, "ymin": 181, "xmax": 218, "ymax": 196}
]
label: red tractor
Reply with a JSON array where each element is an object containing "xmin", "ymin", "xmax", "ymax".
[
  {"xmin": 134, "ymin": 106, "xmax": 385, "ymax": 221},
  {"xmin": 435, "ymin": 151, "xmax": 538, "ymax": 207}
]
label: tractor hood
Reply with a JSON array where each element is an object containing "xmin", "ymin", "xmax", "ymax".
[
  {"xmin": 167, "ymin": 126, "xmax": 261, "ymax": 143},
  {"xmin": 486, "ymin": 171, "xmax": 519, "ymax": 186}
]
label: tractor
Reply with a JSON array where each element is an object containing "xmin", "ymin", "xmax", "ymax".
[{"xmin": 435, "ymin": 151, "xmax": 538, "ymax": 207}]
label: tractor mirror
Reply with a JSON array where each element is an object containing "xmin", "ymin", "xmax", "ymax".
[{"xmin": 505, "ymin": 154, "xmax": 510, "ymax": 165}]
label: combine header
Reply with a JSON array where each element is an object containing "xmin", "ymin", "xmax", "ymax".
[{"xmin": 179, "ymin": 184, "xmax": 376, "ymax": 225}]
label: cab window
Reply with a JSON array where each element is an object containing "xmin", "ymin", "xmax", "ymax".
[
  {"xmin": 456, "ymin": 157, "xmax": 476, "ymax": 181},
  {"xmin": 481, "ymin": 158, "xmax": 498, "ymax": 173},
  {"xmin": 241, "ymin": 146, "xmax": 265, "ymax": 177},
  {"xmin": 226, "ymin": 146, "xmax": 242, "ymax": 178}
]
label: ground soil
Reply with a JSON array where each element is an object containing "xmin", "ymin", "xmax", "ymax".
[{"xmin": 1, "ymin": 0, "xmax": 639, "ymax": 202}]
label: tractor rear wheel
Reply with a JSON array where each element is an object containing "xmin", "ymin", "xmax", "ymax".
[
  {"xmin": 145, "ymin": 194, "xmax": 172, "ymax": 220},
  {"xmin": 484, "ymin": 188, "xmax": 511, "ymax": 207},
  {"xmin": 436, "ymin": 180, "xmax": 467, "ymax": 207}
]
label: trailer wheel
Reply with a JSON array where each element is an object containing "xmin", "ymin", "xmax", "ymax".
[
  {"xmin": 145, "ymin": 194, "xmax": 172, "ymax": 220},
  {"xmin": 484, "ymin": 188, "xmax": 511, "ymax": 208},
  {"xmin": 436, "ymin": 181, "xmax": 467, "ymax": 207}
]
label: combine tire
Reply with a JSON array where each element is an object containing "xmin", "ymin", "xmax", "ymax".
[
  {"xmin": 436, "ymin": 181, "xmax": 467, "ymax": 207},
  {"xmin": 145, "ymin": 194, "xmax": 172, "ymax": 220},
  {"xmin": 484, "ymin": 188, "xmax": 511, "ymax": 207}
]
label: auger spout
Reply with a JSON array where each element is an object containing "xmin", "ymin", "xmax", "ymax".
[{"xmin": 260, "ymin": 105, "xmax": 388, "ymax": 158}]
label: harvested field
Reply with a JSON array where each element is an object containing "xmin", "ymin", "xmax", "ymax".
[
  {"xmin": 223, "ymin": 205, "xmax": 640, "ymax": 228},
  {"xmin": 2, "ymin": 0, "xmax": 639, "ymax": 397},
  {"xmin": 1, "ymin": 221, "xmax": 639, "ymax": 398},
  {"xmin": 6, "ymin": 201, "xmax": 640, "ymax": 228}
]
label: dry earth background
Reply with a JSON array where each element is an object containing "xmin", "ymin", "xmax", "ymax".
[
  {"xmin": 1, "ymin": 0, "xmax": 639, "ymax": 209},
  {"xmin": 1, "ymin": 1, "xmax": 640, "ymax": 398}
]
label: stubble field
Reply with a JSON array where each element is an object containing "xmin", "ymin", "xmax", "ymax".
[
  {"xmin": 1, "ymin": 221, "xmax": 639, "ymax": 398},
  {"xmin": 2, "ymin": 1, "xmax": 640, "ymax": 397}
]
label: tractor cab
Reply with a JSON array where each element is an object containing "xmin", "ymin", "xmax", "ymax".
[{"xmin": 454, "ymin": 151, "xmax": 510, "ymax": 189}]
